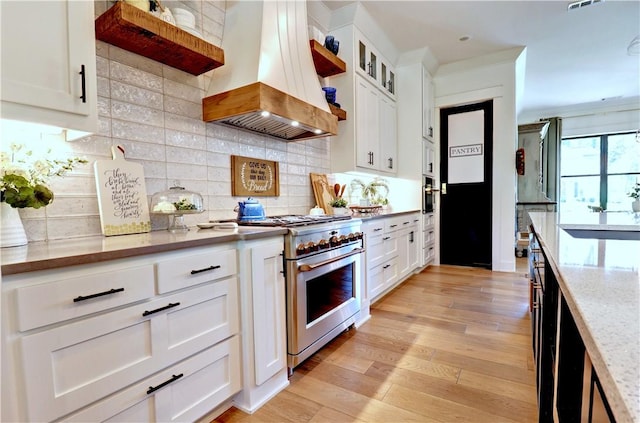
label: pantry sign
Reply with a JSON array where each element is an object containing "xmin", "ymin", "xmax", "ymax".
[{"xmin": 231, "ymin": 155, "xmax": 280, "ymax": 196}]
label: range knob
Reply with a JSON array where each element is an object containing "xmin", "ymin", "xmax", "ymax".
[
  {"xmin": 329, "ymin": 235, "xmax": 339, "ymax": 246},
  {"xmin": 307, "ymin": 241, "xmax": 318, "ymax": 252},
  {"xmin": 338, "ymin": 235, "xmax": 347, "ymax": 244},
  {"xmin": 347, "ymin": 232, "xmax": 356, "ymax": 241},
  {"xmin": 355, "ymin": 231, "xmax": 363, "ymax": 240},
  {"xmin": 296, "ymin": 243, "xmax": 307, "ymax": 255},
  {"xmin": 318, "ymin": 239, "xmax": 329, "ymax": 249}
]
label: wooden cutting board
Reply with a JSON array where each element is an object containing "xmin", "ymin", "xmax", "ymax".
[
  {"xmin": 94, "ymin": 146, "xmax": 151, "ymax": 236},
  {"xmin": 310, "ymin": 173, "xmax": 335, "ymax": 213}
]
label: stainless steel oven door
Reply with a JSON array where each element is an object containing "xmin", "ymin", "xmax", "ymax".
[{"xmin": 287, "ymin": 244, "xmax": 363, "ymax": 361}]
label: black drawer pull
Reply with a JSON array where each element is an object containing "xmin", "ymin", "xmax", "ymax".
[
  {"xmin": 390, "ymin": 224, "xmax": 398, "ymax": 228},
  {"xmin": 190, "ymin": 265, "xmax": 221, "ymax": 275},
  {"xmin": 373, "ymin": 228, "xmax": 383, "ymax": 232},
  {"xmin": 146, "ymin": 373, "xmax": 183, "ymax": 395},
  {"xmin": 73, "ymin": 288, "xmax": 124, "ymax": 302},
  {"xmin": 142, "ymin": 302, "xmax": 180, "ymax": 317},
  {"xmin": 383, "ymin": 264, "xmax": 391, "ymax": 269},
  {"xmin": 383, "ymin": 236, "xmax": 391, "ymax": 240}
]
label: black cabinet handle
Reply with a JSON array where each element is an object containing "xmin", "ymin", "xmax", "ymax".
[
  {"xmin": 428, "ymin": 126, "xmax": 433, "ymax": 137},
  {"xmin": 428, "ymin": 162, "xmax": 433, "ymax": 173},
  {"xmin": 383, "ymin": 264, "xmax": 391, "ymax": 269},
  {"xmin": 73, "ymin": 287, "xmax": 124, "ymax": 302},
  {"xmin": 410, "ymin": 231, "xmax": 414, "ymax": 243},
  {"xmin": 79, "ymin": 64, "xmax": 87, "ymax": 103},
  {"xmin": 383, "ymin": 236, "xmax": 391, "ymax": 240},
  {"xmin": 280, "ymin": 251, "xmax": 286, "ymax": 277},
  {"xmin": 146, "ymin": 373, "xmax": 183, "ymax": 395},
  {"xmin": 403, "ymin": 221, "xmax": 410, "ymax": 225},
  {"xmin": 388, "ymin": 158, "xmax": 393, "ymax": 169},
  {"xmin": 390, "ymin": 224, "xmax": 398, "ymax": 228},
  {"xmin": 373, "ymin": 228, "xmax": 383, "ymax": 232},
  {"xmin": 190, "ymin": 265, "xmax": 221, "ymax": 275},
  {"xmin": 142, "ymin": 302, "xmax": 180, "ymax": 317}
]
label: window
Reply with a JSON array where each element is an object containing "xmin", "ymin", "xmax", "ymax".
[{"xmin": 559, "ymin": 132, "xmax": 640, "ymax": 212}]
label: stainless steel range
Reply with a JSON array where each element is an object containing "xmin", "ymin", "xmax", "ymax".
[{"xmin": 237, "ymin": 215, "xmax": 364, "ymax": 373}]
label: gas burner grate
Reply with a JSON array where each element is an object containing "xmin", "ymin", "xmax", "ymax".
[{"xmin": 218, "ymin": 214, "xmax": 353, "ymax": 227}]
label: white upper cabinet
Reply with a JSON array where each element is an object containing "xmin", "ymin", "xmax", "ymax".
[
  {"xmin": 329, "ymin": 25, "xmax": 398, "ymax": 175},
  {"xmin": 422, "ymin": 67, "xmax": 435, "ymax": 141},
  {"xmin": 0, "ymin": 0, "xmax": 98, "ymax": 138}
]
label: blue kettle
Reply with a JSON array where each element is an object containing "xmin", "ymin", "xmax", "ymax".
[{"xmin": 234, "ymin": 197, "xmax": 266, "ymax": 221}]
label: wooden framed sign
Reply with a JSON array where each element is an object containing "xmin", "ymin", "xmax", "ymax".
[{"xmin": 231, "ymin": 155, "xmax": 280, "ymax": 196}]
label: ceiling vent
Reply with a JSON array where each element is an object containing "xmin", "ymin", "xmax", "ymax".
[{"xmin": 568, "ymin": 0, "xmax": 604, "ymax": 11}]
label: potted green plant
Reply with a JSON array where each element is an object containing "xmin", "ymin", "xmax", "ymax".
[
  {"xmin": 329, "ymin": 197, "xmax": 349, "ymax": 215},
  {"xmin": 628, "ymin": 182, "xmax": 640, "ymax": 212}
]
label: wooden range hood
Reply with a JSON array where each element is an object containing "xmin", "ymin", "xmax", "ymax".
[{"xmin": 202, "ymin": 0, "xmax": 337, "ymax": 141}]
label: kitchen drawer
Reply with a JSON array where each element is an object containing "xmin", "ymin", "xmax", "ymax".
[
  {"xmin": 365, "ymin": 231, "xmax": 386, "ymax": 268},
  {"xmin": 156, "ymin": 246, "xmax": 237, "ymax": 294},
  {"xmin": 423, "ymin": 213, "xmax": 435, "ymax": 229},
  {"xmin": 423, "ymin": 244, "xmax": 435, "ymax": 264},
  {"xmin": 423, "ymin": 228, "xmax": 435, "ymax": 245},
  {"xmin": 64, "ymin": 336, "xmax": 241, "ymax": 422},
  {"xmin": 14, "ymin": 264, "xmax": 155, "ymax": 332},
  {"xmin": 18, "ymin": 279, "xmax": 239, "ymax": 422},
  {"xmin": 385, "ymin": 216, "xmax": 405, "ymax": 232}
]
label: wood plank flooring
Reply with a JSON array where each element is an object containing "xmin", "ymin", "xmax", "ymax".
[{"xmin": 214, "ymin": 265, "xmax": 537, "ymax": 423}]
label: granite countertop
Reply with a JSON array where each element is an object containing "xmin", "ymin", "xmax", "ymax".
[
  {"xmin": 528, "ymin": 212, "xmax": 640, "ymax": 423},
  {"xmin": 1, "ymin": 226, "xmax": 288, "ymax": 276}
]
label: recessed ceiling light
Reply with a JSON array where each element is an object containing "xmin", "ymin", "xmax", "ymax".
[
  {"xmin": 260, "ymin": 111, "xmax": 271, "ymax": 117},
  {"xmin": 313, "ymin": 129, "xmax": 323, "ymax": 134},
  {"xmin": 291, "ymin": 121, "xmax": 300, "ymax": 127},
  {"xmin": 459, "ymin": 35, "xmax": 471, "ymax": 42},
  {"xmin": 568, "ymin": 0, "xmax": 604, "ymax": 11}
]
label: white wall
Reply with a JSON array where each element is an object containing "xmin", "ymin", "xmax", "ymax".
[{"xmin": 434, "ymin": 47, "xmax": 526, "ymax": 272}]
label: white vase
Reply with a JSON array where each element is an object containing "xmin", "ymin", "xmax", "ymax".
[
  {"xmin": 632, "ymin": 199, "xmax": 640, "ymax": 213},
  {"xmin": 1, "ymin": 202, "xmax": 28, "ymax": 248},
  {"xmin": 332, "ymin": 207, "xmax": 350, "ymax": 216}
]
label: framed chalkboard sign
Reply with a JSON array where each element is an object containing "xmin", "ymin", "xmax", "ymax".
[
  {"xmin": 231, "ymin": 155, "xmax": 280, "ymax": 197},
  {"xmin": 94, "ymin": 146, "xmax": 151, "ymax": 236}
]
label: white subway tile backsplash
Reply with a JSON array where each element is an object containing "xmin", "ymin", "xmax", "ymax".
[
  {"xmin": 111, "ymin": 119, "xmax": 165, "ymax": 144},
  {"xmin": 110, "ymin": 60, "xmax": 163, "ymax": 91},
  {"xmin": 165, "ymin": 113, "xmax": 206, "ymax": 136},
  {"xmin": 166, "ymin": 145, "xmax": 207, "ymax": 165},
  {"xmin": 165, "ymin": 128, "xmax": 206, "ymax": 149},
  {"xmin": 166, "ymin": 162, "xmax": 208, "ymax": 181},
  {"xmin": 108, "ymin": 45, "xmax": 164, "ymax": 78},
  {"xmin": 164, "ymin": 79, "xmax": 203, "ymax": 103},
  {"xmin": 165, "ymin": 98, "xmax": 203, "ymax": 121},
  {"xmin": 118, "ymin": 140, "xmax": 167, "ymax": 162},
  {"xmin": 111, "ymin": 81, "xmax": 164, "ymax": 110},
  {"xmin": 111, "ymin": 100, "xmax": 165, "ymax": 126}
]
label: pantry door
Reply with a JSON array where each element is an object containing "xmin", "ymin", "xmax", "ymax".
[{"xmin": 439, "ymin": 101, "xmax": 493, "ymax": 269}]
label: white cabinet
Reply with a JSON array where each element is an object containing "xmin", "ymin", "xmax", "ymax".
[
  {"xmin": 0, "ymin": 0, "xmax": 97, "ymax": 138},
  {"xmin": 355, "ymin": 32, "xmax": 396, "ymax": 99},
  {"xmin": 329, "ymin": 25, "xmax": 398, "ymax": 175},
  {"xmin": 353, "ymin": 76, "xmax": 397, "ymax": 174},
  {"xmin": 423, "ymin": 140, "xmax": 435, "ymax": 177},
  {"xmin": 422, "ymin": 67, "xmax": 435, "ymax": 141},
  {"xmin": 1, "ymin": 245, "xmax": 241, "ymax": 422},
  {"xmin": 363, "ymin": 214, "xmax": 420, "ymax": 304},
  {"xmin": 398, "ymin": 214, "xmax": 420, "ymax": 278},
  {"xmin": 234, "ymin": 238, "xmax": 289, "ymax": 413},
  {"xmin": 423, "ymin": 212, "xmax": 436, "ymax": 266}
]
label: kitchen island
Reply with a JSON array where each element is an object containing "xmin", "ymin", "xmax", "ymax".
[{"xmin": 529, "ymin": 211, "xmax": 639, "ymax": 423}]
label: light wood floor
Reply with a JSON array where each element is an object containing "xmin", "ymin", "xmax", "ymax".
[{"xmin": 215, "ymin": 265, "xmax": 537, "ymax": 423}]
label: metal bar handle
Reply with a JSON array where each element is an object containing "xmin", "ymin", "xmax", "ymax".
[
  {"xmin": 142, "ymin": 302, "xmax": 180, "ymax": 317},
  {"xmin": 146, "ymin": 373, "xmax": 183, "ymax": 395},
  {"xmin": 190, "ymin": 265, "xmax": 221, "ymax": 275},
  {"xmin": 73, "ymin": 287, "xmax": 124, "ymax": 302},
  {"xmin": 298, "ymin": 248, "xmax": 364, "ymax": 272},
  {"xmin": 79, "ymin": 64, "xmax": 87, "ymax": 103}
]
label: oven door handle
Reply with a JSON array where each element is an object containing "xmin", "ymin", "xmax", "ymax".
[{"xmin": 298, "ymin": 248, "xmax": 364, "ymax": 272}]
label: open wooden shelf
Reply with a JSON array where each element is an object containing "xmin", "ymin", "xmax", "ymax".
[
  {"xmin": 329, "ymin": 104, "xmax": 347, "ymax": 121},
  {"xmin": 95, "ymin": 2, "xmax": 224, "ymax": 76},
  {"xmin": 310, "ymin": 40, "xmax": 346, "ymax": 77}
]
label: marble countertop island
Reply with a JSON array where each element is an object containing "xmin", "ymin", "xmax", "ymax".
[{"xmin": 529, "ymin": 212, "xmax": 640, "ymax": 423}]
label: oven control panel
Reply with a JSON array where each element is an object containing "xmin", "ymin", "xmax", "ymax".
[{"xmin": 295, "ymin": 231, "xmax": 363, "ymax": 256}]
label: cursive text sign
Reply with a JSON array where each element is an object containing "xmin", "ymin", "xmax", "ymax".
[
  {"xmin": 231, "ymin": 155, "xmax": 280, "ymax": 197},
  {"xmin": 94, "ymin": 146, "xmax": 151, "ymax": 236}
]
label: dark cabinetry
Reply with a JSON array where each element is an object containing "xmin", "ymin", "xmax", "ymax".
[{"xmin": 529, "ymin": 231, "xmax": 615, "ymax": 423}]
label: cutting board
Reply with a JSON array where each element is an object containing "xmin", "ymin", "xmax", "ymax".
[
  {"xmin": 310, "ymin": 173, "xmax": 335, "ymax": 213},
  {"xmin": 94, "ymin": 146, "xmax": 151, "ymax": 236}
]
